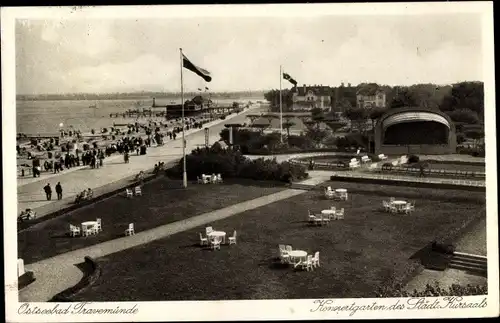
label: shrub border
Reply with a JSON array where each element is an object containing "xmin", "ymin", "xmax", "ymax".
[
  {"xmin": 18, "ymin": 271, "xmax": 36, "ymax": 290},
  {"xmin": 50, "ymin": 256, "xmax": 101, "ymax": 302}
]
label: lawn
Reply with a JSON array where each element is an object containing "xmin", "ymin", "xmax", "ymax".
[
  {"xmin": 18, "ymin": 178, "xmax": 286, "ymax": 265},
  {"xmin": 73, "ymin": 182, "xmax": 485, "ymax": 301}
]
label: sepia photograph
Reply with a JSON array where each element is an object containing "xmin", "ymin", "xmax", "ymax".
[{"xmin": 2, "ymin": 2, "xmax": 498, "ymax": 321}]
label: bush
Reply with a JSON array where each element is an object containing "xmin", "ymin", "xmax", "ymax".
[
  {"xmin": 173, "ymin": 146, "xmax": 307, "ymax": 183},
  {"xmin": 376, "ymin": 281, "xmax": 487, "ymax": 298},
  {"xmin": 382, "ymin": 163, "xmax": 393, "ymax": 171},
  {"xmin": 408, "ymin": 155, "xmax": 419, "ymax": 163}
]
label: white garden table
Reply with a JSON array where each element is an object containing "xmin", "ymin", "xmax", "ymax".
[
  {"xmin": 288, "ymin": 250, "xmax": 307, "ymax": 264},
  {"xmin": 81, "ymin": 221, "xmax": 98, "ymax": 236},
  {"xmin": 392, "ymin": 200, "xmax": 407, "ymax": 213},
  {"xmin": 207, "ymin": 231, "xmax": 226, "ymax": 244}
]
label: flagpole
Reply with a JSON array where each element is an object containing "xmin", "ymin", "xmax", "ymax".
[
  {"xmin": 180, "ymin": 48, "xmax": 187, "ymax": 188},
  {"xmin": 279, "ymin": 65, "xmax": 283, "ymax": 143}
]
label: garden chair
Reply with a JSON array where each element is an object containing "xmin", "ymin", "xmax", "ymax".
[
  {"xmin": 211, "ymin": 236, "xmax": 222, "ymax": 250},
  {"xmin": 286, "ymin": 245, "xmax": 293, "ymax": 253},
  {"xmin": 312, "ymin": 251, "xmax": 320, "ymax": 268},
  {"xmin": 126, "ymin": 188, "xmax": 133, "ymax": 198},
  {"xmin": 197, "ymin": 176, "xmax": 204, "ymax": 184},
  {"xmin": 82, "ymin": 225, "xmax": 94, "ymax": 237},
  {"xmin": 336, "ymin": 208, "xmax": 344, "ymax": 219},
  {"xmin": 388, "ymin": 204, "xmax": 398, "ymax": 214},
  {"xmin": 278, "ymin": 244, "xmax": 286, "ymax": 253},
  {"xmin": 217, "ymin": 174, "xmax": 223, "ymax": 183},
  {"xmin": 69, "ymin": 224, "xmax": 81, "ymax": 237},
  {"xmin": 340, "ymin": 192, "xmax": 349, "ymax": 201},
  {"xmin": 383, "ymin": 201, "xmax": 391, "ymax": 212},
  {"xmin": 134, "ymin": 186, "xmax": 142, "ymax": 196},
  {"xmin": 321, "ymin": 215, "xmax": 330, "ymax": 225},
  {"xmin": 96, "ymin": 218, "xmax": 102, "ymax": 233},
  {"xmin": 280, "ymin": 251, "xmax": 291, "ymax": 264},
  {"xmin": 228, "ymin": 230, "xmax": 237, "ymax": 245},
  {"xmin": 125, "ymin": 223, "xmax": 135, "ymax": 236},
  {"xmin": 199, "ymin": 233, "xmax": 208, "ymax": 246},
  {"xmin": 308, "ymin": 211, "xmax": 317, "ymax": 224},
  {"xmin": 389, "ymin": 197, "xmax": 395, "ymax": 202},
  {"xmin": 294, "ymin": 255, "xmax": 313, "ymax": 271},
  {"xmin": 206, "ymin": 226, "xmax": 213, "ymax": 235}
]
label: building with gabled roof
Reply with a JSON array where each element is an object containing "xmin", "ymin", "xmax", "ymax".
[
  {"xmin": 292, "ymin": 84, "xmax": 333, "ymax": 111},
  {"xmin": 356, "ymin": 84, "xmax": 386, "ymax": 109}
]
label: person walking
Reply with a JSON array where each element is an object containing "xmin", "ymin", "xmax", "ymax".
[
  {"xmin": 43, "ymin": 183, "xmax": 52, "ymax": 201},
  {"xmin": 55, "ymin": 182, "xmax": 63, "ymax": 200}
]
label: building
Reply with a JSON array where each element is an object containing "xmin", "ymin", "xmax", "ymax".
[
  {"xmin": 356, "ymin": 86, "xmax": 386, "ymax": 109},
  {"xmin": 292, "ymin": 84, "xmax": 333, "ymax": 111},
  {"xmin": 374, "ymin": 107, "xmax": 457, "ymax": 155}
]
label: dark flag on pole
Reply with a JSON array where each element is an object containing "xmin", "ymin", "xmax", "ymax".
[
  {"xmin": 282, "ymin": 72, "xmax": 297, "ymax": 86},
  {"xmin": 205, "ymin": 86, "xmax": 209, "ymax": 90},
  {"xmin": 182, "ymin": 54, "xmax": 212, "ymax": 82},
  {"xmin": 198, "ymin": 88, "xmax": 202, "ymax": 91}
]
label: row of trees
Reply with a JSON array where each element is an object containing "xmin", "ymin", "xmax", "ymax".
[{"xmin": 263, "ymin": 81, "xmax": 484, "ymax": 125}]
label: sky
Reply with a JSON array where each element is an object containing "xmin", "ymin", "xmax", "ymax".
[{"xmin": 15, "ymin": 13, "xmax": 483, "ymax": 94}]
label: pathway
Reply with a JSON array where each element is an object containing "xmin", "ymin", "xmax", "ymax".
[
  {"xmin": 19, "ymin": 188, "xmax": 309, "ymax": 302},
  {"xmin": 16, "ymin": 105, "xmax": 265, "ymax": 218}
]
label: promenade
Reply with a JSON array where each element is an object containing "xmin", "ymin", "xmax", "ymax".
[{"xmin": 16, "ymin": 105, "xmax": 265, "ymax": 219}]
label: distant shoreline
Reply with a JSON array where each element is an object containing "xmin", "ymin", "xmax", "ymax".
[{"xmin": 16, "ymin": 92, "xmax": 266, "ymax": 101}]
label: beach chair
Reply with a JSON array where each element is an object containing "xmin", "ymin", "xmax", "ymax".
[
  {"xmin": 206, "ymin": 226, "xmax": 213, "ymax": 235},
  {"xmin": 69, "ymin": 224, "xmax": 81, "ymax": 237},
  {"xmin": 134, "ymin": 186, "xmax": 142, "ymax": 196},
  {"xmin": 295, "ymin": 255, "xmax": 313, "ymax": 271},
  {"xmin": 199, "ymin": 233, "xmax": 208, "ymax": 246},
  {"xmin": 312, "ymin": 251, "xmax": 320, "ymax": 268},
  {"xmin": 125, "ymin": 223, "xmax": 135, "ymax": 236},
  {"xmin": 228, "ymin": 230, "xmax": 237, "ymax": 245},
  {"xmin": 126, "ymin": 188, "xmax": 133, "ymax": 198}
]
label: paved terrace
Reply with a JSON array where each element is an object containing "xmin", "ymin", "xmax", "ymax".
[{"xmin": 16, "ymin": 105, "xmax": 265, "ymax": 219}]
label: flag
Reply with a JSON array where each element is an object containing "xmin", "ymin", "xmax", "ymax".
[
  {"xmin": 205, "ymin": 86, "xmax": 209, "ymax": 90},
  {"xmin": 182, "ymin": 54, "xmax": 212, "ymax": 82},
  {"xmin": 283, "ymin": 72, "xmax": 297, "ymax": 86},
  {"xmin": 198, "ymin": 88, "xmax": 202, "ymax": 91}
]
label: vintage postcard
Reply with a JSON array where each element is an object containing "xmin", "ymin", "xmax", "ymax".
[{"xmin": 2, "ymin": 2, "xmax": 498, "ymax": 322}]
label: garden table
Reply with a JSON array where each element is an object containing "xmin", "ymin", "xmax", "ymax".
[
  {"xmin": 288, "ymin": 250, "xmax": 307, "ymax": 264},
  {"xmin": 81, "ymin": 221, "xmax": 98, "ymax": 235},
  {"xmin": 207, "ymin": 231, "xmax": 226, "ymax": 244},
  {"xmin": 392, "ymin": 201, "xmax": 407, "ymax": 213}
]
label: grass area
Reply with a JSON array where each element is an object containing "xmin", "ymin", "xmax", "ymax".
[
  {"xmin": 73, "ymin": 181, "xmax": 485, "ymax": 301},
  {"xmin": 308, "ymin": 155, "xmax": 359, "ymax": 163},
  {"xmin": 18, "ymin": 178, "xmax": 286, "ymax": 265}
]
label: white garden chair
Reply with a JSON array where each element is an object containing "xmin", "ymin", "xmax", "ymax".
[
  {"xmin": 228, "ymin": 230, "xmax": 237, "ymax": 245},
  {"xmin": 82, "ymin": 225, "xmax": 94, "ymax": 237},
  {"xmin": 321, "ymin": 215, "xmax": 330, "ymax": 225},
  {"xmin": 279, "ymin": 244, "xmax": 286, "ymax": 253},
  {"xmin": 134, "ymin": 186, "xmax": 142, "ymax": 196},
  {"xmin": 217, "ymin": 174, "xmax": 223, "ymax": 183},
  {"xmin": 294, "ymin": 255, "xmax": 313, "ymax": 271},
  {"xmin": 336, "ymin": 208, "xmax": 345, "ymax": 219},
  {"xmin": 125, "ymin": 223, "xmax": 135, "ymax": 236},
  {"xmin": 69, "ymin": 224, "xmax": 81, "ymax": 237},
  {"xmin": 383, "ymin": 201, "xmax": 391, "ymax": 212},
  {"xmin": 286, "ymin": 245, "xmax": 293, "ymax": 253},
  {"xmin": 211, "ymin": 236, "xmax": 222, "ymax": 250},
  {"xmin": 199, "ymin": 233, "xmax": 208, "ymax": 246},
  {"xmin": 312, "ymin": 251, "xmax": 320, "ymax": 268},
  {"xmin": 96, "ymin": 218, "xmax": 102, "ymax": 233},
  {"xmin": 126, "ymin": 188, "xmax": 133, "ymax": 198},
  {"xmin": 308, "ymin": 210, "xmax": 317, "ymax": 224},
  {"xmin": 197, "ymin": 176, "xmax": 204, "ymax": 184},
  {"xmin": 206, "ymin": 226, "xmax": 213, "ymax": 235}
]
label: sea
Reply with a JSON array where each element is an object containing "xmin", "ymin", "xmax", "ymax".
[{"xmin": 16, "ymin": 96, "xmax": 264, "ymax": 135}]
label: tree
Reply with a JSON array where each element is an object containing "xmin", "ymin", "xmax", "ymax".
[
  {"xmin": 368, "ymin": 107, "xmax": 387, "ymax": 128},
  {"xmin": 343, "ymin": 107, "xmax": 369, "ymax": 132},
  {"xmin": 446, "ymin": 109, "xmax": 479, "ymax": 124},
  {"xmin": 282, "ymin": 122, "xmax": 296, "ymax": 138},
  {"xmin": 390, "ymin": 87, "xmax": 417, "ymax": 109},
  {"xmin": 440, "ymin": 82, "xmax": 484, "ymax": 119}
]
